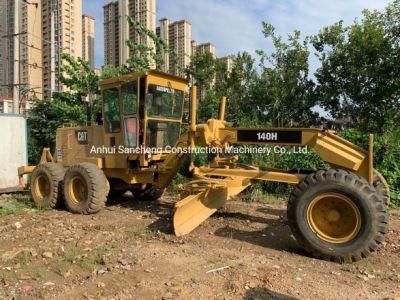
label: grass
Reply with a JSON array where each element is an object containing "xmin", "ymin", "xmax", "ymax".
[
  {"xmin": 0, "ymin": 271, "xmax": 17, "ymax": 285},
  {"xmin": 52, "ymin": 244, "xmax": 109, "ymax": 276},
  {"xmin": 0, "ymin": 193, "xmax": 37, "ymax": 217},
  {"xmin": 32, "ymin": 265, "xmax": 47, "ymax": 279},
  {"xmin": 124, "ymin": 226, "xmax": 155, "ymax": 241},
  {"xmin": 240, "ymin": 187, "xmax": 287, "ymax": 204},
  {"xmin": 52, "ymin": 260, "xmax": 72, "ymax": 277},
  {"xmin": 13, "ymin": 250, "xmax": 32, "ymax": 265},
  {"xmin": 80, "ymin": 248, "xmax": 108, "ymax": 273},
  {"xmin": 51, "ymin": 245, "xmax": 84, "ymax": 277}
]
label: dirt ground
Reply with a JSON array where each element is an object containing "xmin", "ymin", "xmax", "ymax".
[{"xmin": 0, "ymin": 193, "xmax": 399, "ymax": 300}]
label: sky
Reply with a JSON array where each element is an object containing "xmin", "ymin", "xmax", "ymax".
[{"xmin": 83, "ymin": 0, "xmax": 392, "ymax": 69}]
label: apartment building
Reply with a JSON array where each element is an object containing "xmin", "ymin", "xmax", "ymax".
[
  {"xmin": 169, "ymin": 20, "xmax": 192, "ymax": 77},
  {"xmin": 82, "ymin": 14, "xmax": 95, "ymax": 69},
  {"xmin": 104, "ymin": 1, "xmax": 120, "ymax": 66},
  {"xmin": 191, "ymin": 40, "xmax": 198, "ymax": 58},
  {"xmin": 42, "ymin": 0, "xmax": 83, "ymax": 99},
  {"xmin": 194, "ymin": 42, "xmax": 216, "ymax": 57},
  {"xmin": 156, "ymin": 17, "xmax": 170, "ymax": 73},
  {"xmin": 0, "ymin": 0, "xmax": 43, "ymax": 107},
  {"xmin": 218, "ymin": 55, "xmax": 233, "ymax": 73},
  {"xmin": 129, "ymin": 0, "xmax": 156, "ymax": 65},
  {"xmin": 156, "ymin": 18, "xmax": 191, "ymax": 77},
  {"xmin": 104, "ymin": 0, "xmax": 156, "ymax": 67},
  {"xmin": 0, "ymin": 1, "xmax": 10, "ymax": 99}
]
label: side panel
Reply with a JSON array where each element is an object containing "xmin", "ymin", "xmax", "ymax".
[{"xmin": 56, "ymin": 126, "xmax": 105, "ymax": 168}]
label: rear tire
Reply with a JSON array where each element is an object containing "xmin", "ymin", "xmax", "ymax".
[
  {"xmin": 31, "ymin": 163, "xmax": 64, "ymax": 209},
  {"xmin": 373, "ymin": 169, "xmax": 391, "ymax": 206},
  {"xmin": 287, "ymin": 169, "xmax": 388, "ymax": 263},
  {"xmin": 64, "ymin": 163, "xmax": 107, "ymax": 214}
]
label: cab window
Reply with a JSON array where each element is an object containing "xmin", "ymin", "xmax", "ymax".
[
  {"xmin": 103, "ymin": 88, "xmax": 121, "ymax": 133},
  {"xmin": 146, "ymin": 85, "xmax": 184, "ymax": 120},
  {"xmin": 122, "ymin": 82, "xmax": 138, "ymax": 115}
]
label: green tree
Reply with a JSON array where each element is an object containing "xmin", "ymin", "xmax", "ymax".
[
  {"xmin": 100, "ymin": 65, "xmax": 126, "ymax": 80},
  {"xmin": 28, "ymin": 54, "xmax": 97, "ymax": 163},
  {"xmin": 126, "ymin": 17, "xmax": 177, "ymax": 73},
  {"xmin": 311, "ymin": 1, "xmax": 400, "ymax": 132},
  {"xmin": 59, "ymin": 53, "xmax": 101, "ymax": 123},
  {"xmin": 225, "ymin": 52, "xmax": 259, "ymax": 124},
  {"xmin": 28, "ymin": 94, "xmax": 86, "ymax": 164},
  {"xmin": 256, "ymin": 23, "xmax": 317, "ymax": 127}
]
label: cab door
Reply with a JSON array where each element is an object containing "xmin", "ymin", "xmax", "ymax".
[
  {"xmin": 102, "ymin": 87, "xmax": 125, "ymax": 168},
  {"xmin": 121, "ymin": 81, "xmax": 139, "ymax": 149}
]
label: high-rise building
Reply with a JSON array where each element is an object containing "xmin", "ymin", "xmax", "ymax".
[
  {"xmin": 0, "ymin": 0, "xmax": 43, "ymax": 106},
  {"xmin": 104, "ymin": 1, "xmax": 119, "ymax": 66},
  {"xmin": 169, "ymin": 20, "xmax": 192, "ymax": 77},
  {"xmin": 129, "ymin": 0, "xmax": 156, "ymax": 65},
  {"xmin": 42, "ymin": 0, "xmax": 83, "ymax": 99},
  {"xmin": 103, "ymin": 0, "xmax": 156, "ymax": 67},
  {"xmin": 0, "ymin": 2, "xmax": 9, "ymax": 99},
  {"xmin": 157, "ymin": 17, "xmax": 170, "ymax": 73},
  {"xmin": 218, "ymin": 56, "xmax": 233, "ymax": 73},
  {"xmin": 119, "ymin": 0, "xmax": 130, "ymax": 65},
  {"xmin": 82, "ymin": 14, "xmax": 95, "ymax": 69},
  {"xmin": 156, "ymin": 19, "xmax": 191, "ymax": 77},
  {"xmin": 195, "ymin": 42, "xmax": 216, "ymax": 57},
  {"xmin": 191, "ymin": 40, "xmax": 198, "ymax": 58}
]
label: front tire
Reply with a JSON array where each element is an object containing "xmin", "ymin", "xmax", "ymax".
[
  {"xmin": 31, "ymin": 163, "xmax": 64, "ymax": 209},
  {"xmin": 287, "ymin": 169, "xmax": 388, "ymax": 262},
  {"xmin": 64, "ymin": 163, "xmax": 107, "ymax": 214}
]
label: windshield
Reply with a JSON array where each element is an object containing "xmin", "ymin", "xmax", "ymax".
[{"xmin": 146, "ymin": 85, "xmax": 184, "ymax": 120}]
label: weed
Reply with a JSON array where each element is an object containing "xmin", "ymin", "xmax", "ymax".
[
  {"xmin": 13, "ymin": 250, "xmax": 32, "ymax": 265},
  {"xmin": 64, "ymin": 245, "xmax": 85, "ymax": 263},
  {"xmin": 33, "ymin": 265, "xmax": 47, "ymax": 279},
  {"xmin": 52, "ymin": 260, "xmax": 71, "ymax": 277},
  {"xmin": 0, "ymin": 194, "xmax": 40, "ymax": 217},
  {"xmin": 0, "ymin": 271, "xmax": 17, "ymax": 285},
  {"xmin": 125, "ymin": 226, "xmax": 154, "ymax": 241},
  {"xmin": 80, "ymin": 248, "xmax": 108, "ymax": 273}
]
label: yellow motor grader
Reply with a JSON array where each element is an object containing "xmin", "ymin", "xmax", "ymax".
[{"xmin": 19, "ymin": 70, "xmax": 389, "ymax": 262}]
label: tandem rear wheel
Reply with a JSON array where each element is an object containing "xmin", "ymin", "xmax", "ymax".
[
  {"xmin": 63, "ymin": 163, "xmax": 108, "ymax": 214},
  {"xmin": 31, "ymin": 163, "xmax": 65, "ymax": 209},
  {"xmin": 287, "ymin": 169, "xmax": 388, "ymax": 263}
]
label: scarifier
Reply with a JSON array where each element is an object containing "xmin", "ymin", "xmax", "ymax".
[{"xmin": 19, "ymin": 70, "xmax": 389, "ymax": 262}]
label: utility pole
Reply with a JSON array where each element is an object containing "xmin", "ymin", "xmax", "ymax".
[{"xmin": 13, "ymin": 0, "xmax": 20, "ymax": 114}]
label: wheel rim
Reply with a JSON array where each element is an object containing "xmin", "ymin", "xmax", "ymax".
[
  {"xmin": 307, "ymin": 193, "xmax": 361, "ymax": 244},
  {"xmin": 34, "ymin": 175, "xmax": 51, "ymax": 200},
  {"xmin": 68, "ymin": 176, "xmax": 88, "ymax": 204}
]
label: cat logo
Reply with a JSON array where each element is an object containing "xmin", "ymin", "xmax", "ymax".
[{"xmin": 76, "ymin": 130, "xmax": 88, "ymax": 145}]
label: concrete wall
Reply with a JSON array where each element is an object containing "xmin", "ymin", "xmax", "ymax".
[{"xmin": 0, "ymin": 115, "xmax": 27, "ymax": 189}]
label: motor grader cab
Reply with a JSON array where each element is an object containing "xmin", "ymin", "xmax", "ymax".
[
  {"xmin": 57, "ymin": 70, "xmax": 188, "ymax": 169},
  {"xmin": 20, "ymin": 70, "xmax": 389, "ymax": 263}
]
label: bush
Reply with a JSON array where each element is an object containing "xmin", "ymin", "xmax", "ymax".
[
  {"xmin": 27, "ymin": 94, "xmax": 86, "ymax": 164},
  {"xmin": 341, "ymin": 127, "xmax": 400, "ymax": 207}
]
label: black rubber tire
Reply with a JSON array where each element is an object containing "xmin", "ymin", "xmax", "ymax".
[
  {"xmin": 63, "ymin": 163, "xmax": 107, "ymax": 214},
  {"xmin": 31, "ymin": 163, "xmax": 65, "ymax": 209},
  {"xmin": 287, "ymin": 169, "xmax": 388, "ymax": 263},
  {"xmin": 373, "ymin": 169, "xmax": 391, "ymax": 206},
  {"xmin": 132, "ymin": 185, "xmax": 164, "ymax": 202}
]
